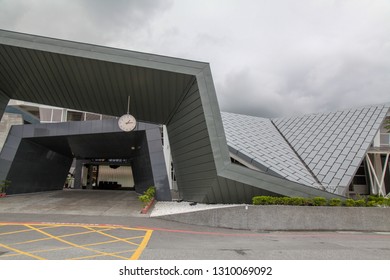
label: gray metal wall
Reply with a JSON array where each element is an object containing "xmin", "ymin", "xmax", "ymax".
[
  {"xmin": 6, "ymin": 139, "xmax": 72, "ymax": 194},
  {"xmin": 167, "ymin": 82, "xmax": 217, "ymax": 202},
  {"xmin": 131, "ymin": 133, "xmax": 154, "ymax": 195},
  {"xmin": 0, "ymin": 90, "xmax": 7, "ymax": 115},
  {"xmin": 0, "ymin": 119, "xmax": 170, "ymax": 199},
  {"xmin": 146, "ymin": 128, "xmax": 172, "ymax": 201}
]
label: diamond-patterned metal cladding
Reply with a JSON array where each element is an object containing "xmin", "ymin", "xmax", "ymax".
[{"xmin": 222, "ymin": 103, "xmax": 390, "ymax": 195}]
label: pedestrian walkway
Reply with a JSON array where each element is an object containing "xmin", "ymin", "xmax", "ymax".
[{"xmin": 0, "ymin": 190, "xmax": 144, "ymax": 217}]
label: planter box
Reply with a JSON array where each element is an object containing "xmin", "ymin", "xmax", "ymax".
[{"xmin": 140, "ymin": 198, "xmax": 156, "ymax": 214}]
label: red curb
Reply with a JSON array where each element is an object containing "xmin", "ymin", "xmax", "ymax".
[{"xmin": 140, "ymin": 198, "xmax": 155, "ymax": 214}]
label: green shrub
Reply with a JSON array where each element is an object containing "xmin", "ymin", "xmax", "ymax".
[
  {"xmin": 366, "ymin": 201, "xmax": 378, "ymax": 207},
  {"xmin": 0, "ymin": 180, "xmax": 11, "ymax": 193},
  {"xmin": 366, "ymin": 196, "xmax": 390, "ymax": 207},
  {"xmin": 253, "ymin": 196, "xmax": 281, "ymax": 205},
  {"xmin": 138, "ymin": 194, "xmax": 151, "ymax": 205},
  {"xmin": 303, "ymin": 198, "xmax": 314, "ymax": 206},
  {"xmin": 344, "ymin": 199, "xmax": 355, "ymax": 207},
  {"xmin": 328, "ymin": 198, "xmax": 342, "ymax": 206},
  {"xmin": 367, "ymin": 195, "xmax": 385, "ymax": 204},
  {"xmin": 138, "ymin": 186, "xmax": 156, "ymax": 205},
  {"xmin": 145, "ymin": 186, "xmax": 156, "ymax": 197},
  {"xmin": 289, "ymin": 197, "xmax": 306, "ymax": 206},
  {"xmin": 354, "ymin": 199, "xmax": 366, "ymax": 207},
  {"xmin": 275, "ymin": 197, "xmax": 287, "ymax": 205},
  {"xmin": 252, "ymin": 195, "xmax": 386, "ymax": 207},
  {"xmin": 253, "ymin": 196, "xmax": 270, "ymax": 205},
  {"xmin": 313, "ymin": 197, "xmax": 327, "ymax": 206}
]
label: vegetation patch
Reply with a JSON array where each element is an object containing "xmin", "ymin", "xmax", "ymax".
[
  {"xmin": 252, "ymin": 195, "xmax": 390, "ymax": 207},
  {"xmin": 0, "ymin": 180, "xmax": 11, "ymax": 196},
  {"xmin": 138, "ymin": 186, "xmax": 156, "ymax": 206}
]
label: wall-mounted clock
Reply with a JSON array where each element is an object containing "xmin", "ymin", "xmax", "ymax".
[{"xmin": 118, "ymin": 113, "xmax": 136, "ymax": 132}]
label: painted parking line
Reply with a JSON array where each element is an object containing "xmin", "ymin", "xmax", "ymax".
[{"xmin": 0, "ymin": 222, "xmax": 153, "ymax": 260}]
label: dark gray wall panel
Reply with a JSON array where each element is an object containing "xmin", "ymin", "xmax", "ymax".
[
  {"xmin": 132, "ymin": 134, "xmax": 154, "ymax": 195},
  {"xmin": 0, "ymin": 90, "xmax": 10, "ymax": 116},
  {"xmin": 7, "ymin": 139, "xmax": 73, "ymax": 194},
  {"xmin": 0, "ymin": 118, "xmax": 170, "ymax": 199},
  {"xmin": 167, "ymin": 82, "xmax": 217, "ymax": 202}
]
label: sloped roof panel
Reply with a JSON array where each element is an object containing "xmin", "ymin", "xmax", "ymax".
[
  {"xmin": 274, "ymin": 104, "xmax": 390, "ymax": 195},
  {"xmin": 221, "ymin": 112, "xmax": 319, "ymax": 187}
]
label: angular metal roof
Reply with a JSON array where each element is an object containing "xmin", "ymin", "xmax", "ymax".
[
  {"xmin": 274, "ymin": 104, "xmax": 390, "ymax": 194},
  {"xmin": 222, "ymin": 112, "xmax": 319, "ymax": 187},
  {"xmin": 0, "ymin": 29, "xmax": 343, "ymax": 202},
  {"xmin": 222, "ymin": 104, "xmax": 389, "ymax": 196}
]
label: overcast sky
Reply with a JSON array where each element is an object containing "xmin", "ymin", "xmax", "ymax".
[{"xmin": 1, "ymin": 0, "xmax": 390, "ymax": 118}]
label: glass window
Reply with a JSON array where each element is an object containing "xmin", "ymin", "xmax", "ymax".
[
  {"xmin": 85, "ymin": 113, "xmax": 101, "ymax": 121},
  {"xmin": 39, "ymin": 108, "xmax": 52, "ymax": 122},
  {"xmin": 67, "ymin": 111, "xmax": 83, "ymax": 121},
  {"xmin": 52, "ymin": 109, "xmax": 62, "ymax": 122}
]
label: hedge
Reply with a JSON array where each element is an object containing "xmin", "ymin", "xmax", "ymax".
[{"xmin": 252, "ymin": 195, "xmax": 390, "ymax": 207}]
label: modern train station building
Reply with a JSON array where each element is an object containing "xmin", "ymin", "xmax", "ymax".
[{"xmin": 1, "ymin": 30, "xmax": 389, "ymax": 203}]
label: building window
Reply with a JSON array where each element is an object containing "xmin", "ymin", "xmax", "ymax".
[
  {"xmin": 52, "ymin": 109, "xmax": 62, "ymax": 122},
  {"xmin": 67, "ymin": 111, "xmax": 83, "ymax": 121}
]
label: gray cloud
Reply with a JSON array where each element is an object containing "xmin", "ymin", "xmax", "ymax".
[
  {"xmin": 1, "ymin": 0, "xmax": 390, "ymax": 118},
  {"xmin": 0, "ymin": 0, "xmax": 172, "ymax": 45}
]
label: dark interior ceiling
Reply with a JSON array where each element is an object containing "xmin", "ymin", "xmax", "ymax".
[
  {"xmin": 28, "ymin": 131, "xmax": 146, "ymax": 159},
  {"xmin": 0, "ymin": 44, "xmax": 195, "ymax": 124}
]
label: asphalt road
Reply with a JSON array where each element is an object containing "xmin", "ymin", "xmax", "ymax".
[
  {"xmin": 0, "ymin": 191, "xmax": 389, "ymax": 260},
  {"xmin": 0, "ymin": 212, "xmax": 389, "ymax": 260}
]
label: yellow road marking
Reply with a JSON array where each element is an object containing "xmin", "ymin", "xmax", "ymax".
[
  {"xmin": 0, "ymin": 246, "xmax": 72, "ymax": 258},
  {"xmin": 84, "ymin": 226, "xmax": 140, "ymax": 247},
  {"xmin": 0, "ymin": 225, "xmax": 61, "ymax": 236},
  {"xmin": 83, "ymin": 235, "xmax": 145, "ymax": 247},
  {"xmin": 69, "ymin": 249, "xmax": 137, "ymax": 260},
  {"xmin": 130, "ymin": 229, "xmax": 153, "ymax": 260},
  {"xmin": 25, "ymin": 225, "xmax": 128, "ymax": 260},
  {"xmin": 10, "ymin": 228, "xmax": 113, "ymax": 246},
  {"xmin": 1, "ymin": 235, "xmax": 143, "ymax": 258},
  {"xmin": 0, "ymin": 242, "xmax": 45, "ymax": 260},
  {"xmin": 0, "ymin": 223, "xmax": 153, "ymax": 260},
  {"xmin": 0, "ymin": 222, "xmax": 143, "ymax": 231}
]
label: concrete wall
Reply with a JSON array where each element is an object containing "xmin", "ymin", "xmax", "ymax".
[{"xmin": 158, "ymin": 205, "xmax": 390, "ymax": 231}]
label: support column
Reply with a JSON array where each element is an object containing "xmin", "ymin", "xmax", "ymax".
[
  {"xmin": 86, "ymin": 165, "xmax": 94, "ymax": 189},
  {"xmin": 73, "ymin": 159, "xmax": 88, "ymax": 189},
  {"xmin": 366, "ymin": 153, "xmax": 390, "ymax": 196}
]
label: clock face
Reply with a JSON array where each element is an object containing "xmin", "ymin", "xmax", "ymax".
[{"xmin": 118, "ymin": 114, "xmax": 137, "ymax": 132}]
